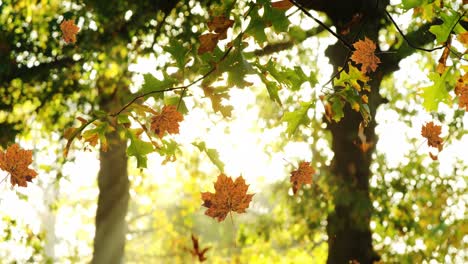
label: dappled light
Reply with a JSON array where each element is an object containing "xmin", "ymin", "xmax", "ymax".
[{"xmin": 0, "ymin": 0, "xmax": 467, "ymax": 263}]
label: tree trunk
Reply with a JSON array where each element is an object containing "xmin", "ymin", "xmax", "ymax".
[
  {"xmin": 325, "ymin": 48, "xmax": 382, "ymax": 264},
  {"xmin": 92, "ymin": 100, "xmax": 129, "ymax": 264},
  {"xmin": 321, "ymin": 4, "xmax": 387, "ymax": 263}
]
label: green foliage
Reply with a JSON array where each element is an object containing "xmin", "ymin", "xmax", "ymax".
[
  {"xmin": 282, "ymin": 102, "xmax": 314, "ymax": 136},
  {"xmin": 193, "ymin": 142, "xmax": 225, "ymax": 172},
  {"xmin": 421, "ymin": 69, "xmax": 452, "ymax": 111},
  {"xmin": 140, "ymin": 73, "xmax": 178, "ymax": 100},
  {"xmin": 429, "ymin": 10, "xmax": 465, "ymax": 43},
  {"xmin": 126, "ymin": 130, "xmax": 154, "ymax": 168}
]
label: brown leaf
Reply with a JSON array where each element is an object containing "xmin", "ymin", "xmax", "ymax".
[
  {"xmin": 201, "ymin": 174, "xmax": 254, "ymax": 222},
  {"xmin": 351, "ymin": 37, "xmax": 381, "ymax": 73},
  {"xmin": 207, "ymin": 16, "xmax": 234, "ymax": 40},
  {"xmin": 290, "ymin": 161, "xmax": 315, "ymax": 195},
  {"xmin": 356, "ymin": 122, "xmax": 373, "ymax": 153},
  {"xmin": 198, "ymin": 33, "xmax": 219, "ymax": 55},
  {"xmin": 458, "ymin": 32, "xmax": 468, "ymax": 45},
  {"xmin": 187, "ymin": 234, "xmax": 210, "ymax": 262},
  {"xmin": 60, "ymin": 19, "xmax": 80, "ymax": 44},
  {"xmin": 271, "ymin": 0, "xmax": 294, "ymax": 10},
  {"xmin": 150, "ymin": 105, "xmax": 184, "ymax": 138},
  {"xmin": 421, "ymin": 121, "xmax": 443, "ymax": 151},
  {"xmin": 0, "ymin": 144, "xmax": 38, "ymax": 187},
  {"xmin": 436, "ymin": 38, "xmax": 451, "ymax": 74},
  {"xmin": 455, "ymin": 73, "xmax": 468, "ymax": 111}
]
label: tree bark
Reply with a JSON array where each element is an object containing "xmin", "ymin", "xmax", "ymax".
[
  {"xmin": 304, "ymin": 0, "xmax": 388, "ymax": 262},
  {"xmin": 92, "ymin": 129, "xmax": 129, "ymax": 264},
  {"xmin": 92, "ymin": 94, "xmax": 130, "ymax": 264}
]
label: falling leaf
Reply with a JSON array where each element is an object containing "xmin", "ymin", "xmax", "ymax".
[
  {"xmin": 290, "ymin": 161, "xmax": 315, "ymax": 195},
  {"xmin": 60, "ymin": 19, "xmax": 80, "ymax": 44},
  {"xmin": 207, "ymin": 16, "xmax": 234, "ymax": 40},
  {"xmin": 150, "ymin": 105, "xmax": 184, "ymax": 138},
  {"xmin": 271, "ymin": 0, "xmax": 294, "ymax": 10},
  {"xmin": 351, "ymin": 37, "xmax": 381, "ymax": 73},
  {"xmin": 198, "ymin": 33, "xmax": 219, "ymax": 55},
  {"xmin": 421, "ymin": 121, "xmax": 443, "ymax": 151},
  {"xmin": 0, "ymin": 144, "xmax": 38, "ymax": 187},
  {"xmin": 455, "ymin": 73, "xmax": 468, "ymax": 111},
  {"xmin": 201, "ymin": 174, "xmax": 254, "ymax": 222},
  {"xmin": 187, "ymin": 234, "xmax": 210, "ymax": 262},
  {"xmin": 356, "ymin": 122, "xmax": 373, "ymax": 153},
  {"xmin": 436, "ymin": 38, "xmax": 451, "ymax": 74}
]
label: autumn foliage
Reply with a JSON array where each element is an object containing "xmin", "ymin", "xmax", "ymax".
[
  {"xmin": 198, "ymin": 16, "xmax": 234, "ymax": 54},
  {"xmin": 421, "ymin": 122, "xmax": 443, "ymax": 151},
  {"xmin": 290, "ymin": 161, "xmax": 315, "ymax": 195},
  {"xmin": 60, "ymin": 19, "xmax": 80, "ymax": 44},
  {"xmin": 351, "ymin": 37, "xmax": 381, "ymax": 73},
  {"xmin": 0, "ymin": 144, "xmax": 38, "ymax": 187},
  {"xmin": 455, "ymin": 73, "xmax": 468, "ymax": 111},
  {"xmin": 201, "ymin": 174, "xmax": 254, "ymax": 222},
  {"xmin": 150, "ymin": 105, "xmax": 184, "ymax": 138}
]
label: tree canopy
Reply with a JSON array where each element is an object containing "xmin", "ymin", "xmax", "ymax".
[{"xmin": 0, "ymin": 0, "xmax": 467, "ymax": 263}]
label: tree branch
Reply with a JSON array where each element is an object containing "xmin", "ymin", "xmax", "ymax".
[{"xmin": 289, "ymin": 0, "xmax": 354, "ymax": 50}]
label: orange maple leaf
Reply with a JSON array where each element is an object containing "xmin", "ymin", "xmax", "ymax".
[
  {"xmin": 201, "ymin": 174, "xmax": 254, "ymax": 222},
  {"xmin": 272, "ymin": 0, "xmax": 294, "ymax": 11},
  {"xmin": 351, "ymin": 37, "xmax": 381, "ymax": 73},
  {"xmin": 187, "ymin": 234, "xmax": 210, "ymax": 262},
  {"xmin": 421, "ymin": 121, "xmax": 443, "ymax": 151},
  {"xmin": 0, "ymin": 144, "xmax": 38, "ymax": 187},
  {"xmin": 455, "ymin": 73, "xmax": 468, "ymax": 111},
  {"xmin": 150, "ymin": 105, "xmax": 184, "ymax": 138},
  {"xmin": 60, "ymin": 19, "xmax": 80, "ymax": 44},
  {"xmin": 290, "ymin": 161, "xmax": 315, "ymax": 195}
]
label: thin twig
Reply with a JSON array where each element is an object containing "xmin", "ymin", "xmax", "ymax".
[
  {"xmin": 129, "ymin": 113, "xmax": 160, "ymax": 149},
  {"xmin": 289, "ymin": 0, "xmax": 353, "ymax": 50},
  {"xmin": 383, "ymin": 9, "xmax": 465, "ymax": 52},
  {"xmin": 112, "ymin": 86, "xmax": 186, "ymax": 116}
]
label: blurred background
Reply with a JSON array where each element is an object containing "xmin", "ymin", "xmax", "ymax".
[{"xmin": 0, "ymin": 0, "xmax": 467, "ymax": 263}]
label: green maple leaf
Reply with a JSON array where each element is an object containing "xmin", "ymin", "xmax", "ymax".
[
  {"xmin": 330, "ymin": 97, "xmax": 344, "ymax": 122},
  {"xmin": 401, "ymin": 0, "xmax": 427, "ymax": 10},
  {"xmin": 157, "ymin": 139, "xmax": 180, "ymax": 162},
  {"xmin": 164, "ymin": 39, "xmax": 190, "ymax": 69},
  {"xmin": 429, "ymin": 11, "xmax": 465, "ymax": 43},
  {"xmin": 140, "ymin": 73, "xmax": 178, "ymax": 100},
  {"xmin": 334, "ymin": 64, "xmax": 369, "ymax": 91},
  {"xmin": 257, "ymin": 60, "xmax": 316, "ymax": 91},
  {"xmin": 245, "ymin": 7, "xmax": 268, "ymax": 44},
  {"xmin": 282, "ymin": 101, "xmax": 314, "ymax": 136},
  {"xmin": 193, "ymin": 142, "xmax": 225, "ymax": 172},
  {"xmin": 127, "ymin": 130, "xmax": 154, "ymax": 168},
  {"xmin": 421, "ymin": 68, "xmax": 451, "ymax": 112}
]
